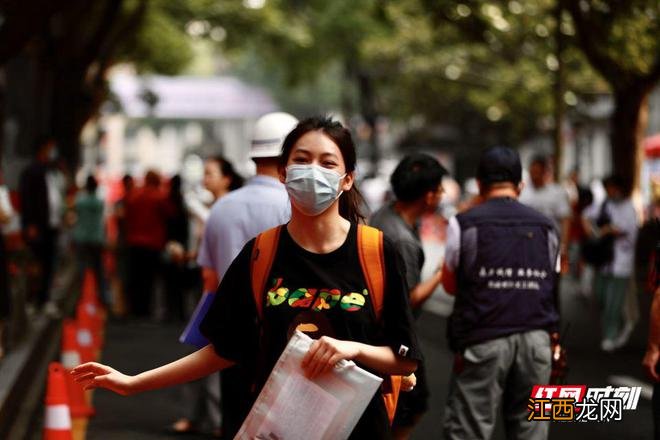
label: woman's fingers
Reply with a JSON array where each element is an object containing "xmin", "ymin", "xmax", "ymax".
[
  {"xmin": 71, "ymin": 362, "xmax": 112, "ymax": 376},
  {"xmin": 303, "ymin": 337, "xmax": 348, "ymax": 378},
  {"xmin": 301, "ymin": 340, "xmax": 320, "ymax": 369},
  {"xmin": 306, "ymin": 343, "xmax": 330, "ymax": 378},
  {"xmin": 70, "ymin": 363, "xmax": 134, "ymax": 395},
  {"xmin": 78, "ymin": 375, "xmax": 103, "ymax": 390},
  {"xmin": 312, "ymin": 346, "xmax": 335, "ymax": 378},
  {"xmin": 401, "ymin": 373, "xmax": 417, "ymax": 391},
  {"xmin": 72, "ymin": 372, "xmax": 97, "ymax": 383}
]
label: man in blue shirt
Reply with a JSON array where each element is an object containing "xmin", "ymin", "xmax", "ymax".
[{"xmin": 196, "ymin": 112, "xmax": 297, "ymax": 437}]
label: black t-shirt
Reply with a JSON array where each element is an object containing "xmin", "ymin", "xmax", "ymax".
[{"xmin": 200, "ymin": 222, "xmax": 422, "ymax": 439}]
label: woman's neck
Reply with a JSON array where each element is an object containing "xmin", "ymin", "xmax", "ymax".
[{"xmin": 287, "ymin": 205, "xmax": 350, "ymax": 254}]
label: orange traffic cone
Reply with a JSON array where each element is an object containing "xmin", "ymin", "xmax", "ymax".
[
  {"xmin": 66, "ymin": 374, "xmax": 95, "ymax": 418},
  {"xmin": 77, "ymin": 303, "xmax": 102, "ymax": 346},
  {"xmin": 61, "ymin": 320, "xmax": 84, "ymax": 367},
  {"xmin": 75, "ymin": 316, "xmax": 99, "ymax": 362},
  {"xmin": 79, "ymin": 269, "xmax": 105, "ymax": 331},
  {"xmin": 61, "ymin": 321, "xmax": 95, "ymax": 418},
  {"xmin": 43, "ymin": 363, "xmax": 73, "ymax": 440},
  {"xmin": 80, "ymin": 269, "xmax": 101, "ymax": 307}
]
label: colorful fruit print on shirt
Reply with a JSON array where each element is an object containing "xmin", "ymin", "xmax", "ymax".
[
  {"xmin": 312, "ymin": 289, "xmax": 341, "ymax": 311},
  {"xmin": 288, "ymin": 288, "xmax": 316, "ymax": 308},
  {"xmin": 265, "ymin": 279, "xmax": 369, "ymax": 313},
  {"xmin": 340, "ymin": 291, "xmax": 367, "ymax": 312},
  {"xmin": 267, "ymin": 278, "xmax": 288, "ymax": 306}
]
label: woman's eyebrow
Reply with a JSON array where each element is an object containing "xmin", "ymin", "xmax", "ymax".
[
  {"xmin": 291, "ymin": 147, "xmax": 339, "ymax": 161},
  {"xmin": 320, "ymin": 152, "xmax": 340, "ymax": 160}
]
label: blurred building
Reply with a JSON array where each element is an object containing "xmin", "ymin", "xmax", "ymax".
[
  {"xmin": 82, "ymin": 71, "xmax": 278, "ymax": 182},
  {"xmin": 519, "ymin": 87, "xmax": 660, "ymax": 198}
]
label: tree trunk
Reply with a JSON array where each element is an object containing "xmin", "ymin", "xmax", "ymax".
[
  {"xmin": 51, "ymin": 65, "xmax": 89, "ymax": 171},
  {"xmin": 610, "ymin": 86, "xmax": 650, "ymax": 196},
  {"xmin": 341, "ymin": 59, "xmax": 355, "ymax": 123},
  {"xmin": 357, "ymin": 70, "xmax": 379, "ymax": 177},
  {"xmin": 553, "ymin": 4, "xmax": 566, "ymax": 182}
]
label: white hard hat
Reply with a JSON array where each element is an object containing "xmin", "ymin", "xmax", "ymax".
[{"xmin": 249, "ymin": 112, "xmax": 299, "ymax": 159}]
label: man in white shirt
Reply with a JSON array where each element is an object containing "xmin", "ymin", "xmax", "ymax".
[
  {"xmin": 520, "ymin": 155, "xmax": 571, "ymax": 260},
  {"xmin": 590, "ymin": 175, "xmax": 639, "ymax": 351}
]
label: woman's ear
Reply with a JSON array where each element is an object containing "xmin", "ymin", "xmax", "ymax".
[
  {"xmin": 341, "ymin": 171, "xmax": 354, "ymax": 192},
  {"xmin": 278, "ymin": 165, "xmax": 286, "ymax": 184},
  {"xmin": 221, "ymin": 174, "xmax": 231, "ymax": 190}
]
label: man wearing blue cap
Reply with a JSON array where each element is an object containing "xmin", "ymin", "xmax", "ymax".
[{"xmin": 441, "ymin": 146, "xmax": 560, "ymax": 440}]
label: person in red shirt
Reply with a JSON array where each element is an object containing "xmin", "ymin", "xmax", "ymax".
[{"xmin": 124, "ymin": 170, "xmax": 170, "ymax": 317}]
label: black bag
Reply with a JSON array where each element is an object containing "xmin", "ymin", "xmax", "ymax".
[{"xmin": 580, "ymin": 200, "xmax": 614, "ymax": 267}]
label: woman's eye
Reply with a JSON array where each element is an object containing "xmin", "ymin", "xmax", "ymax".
[
  {"xmin": 322, "ymin": 162, "xmax": 337, "ymax": 168},
  {"xmin": 292, "ymin": 157, "xmax": 307, "ymax": 163}
]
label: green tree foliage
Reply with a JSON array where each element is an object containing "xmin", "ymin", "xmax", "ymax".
[
  {"xmin": 2, "ymin": 0, "xmax": 656, "ymax": 189},
  {"xmin": 562, "ymin": 0, "xmax": 660, "ymax": 193},
  {"xmin": 206, "ymin": 0, "xmax": 605, "ymax": 176},
  {"xmin": 0, "ymin": 0, "xmax": 208, "ymax": 166}
]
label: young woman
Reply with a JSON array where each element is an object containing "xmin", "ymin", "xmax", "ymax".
[
  {"xmin": 72, "ymin": 117, "xmax": 421, "ymax": 438},
  {"xmin": 203, "ymin": 155, "xmax": 244, "ymax": 201}
]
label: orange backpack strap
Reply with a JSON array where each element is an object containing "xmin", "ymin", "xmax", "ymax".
[
  {"xmin": 251, "ymin": 225, "xmax": 282, "ymax": 321},
  {"xmin": 357, "ymin": 225, "xmax": 401, "ymax": 424},
  {"xmin": 357, "ymin": 224, "xmax": 386, "ymax": 320},
  {"xmin": 382, "ymin": 376, "xmax": 402, "ymax": 423}
]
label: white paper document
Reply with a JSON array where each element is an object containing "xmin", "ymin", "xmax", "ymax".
[{"xmin": 235, "ymin": 331, "xmax": 383, "ymax": 440}]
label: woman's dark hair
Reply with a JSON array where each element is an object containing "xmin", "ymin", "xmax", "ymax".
[
  {"xmin": 208, "ymin": 156, "xmax": 244, "ymax": 191},
  {"xmin": 144, "ymin": 170, "xmax": 161, "ymax": 187},
  {"xmin": 390, "ymin": 153, "xmax": 447, "ymax": 202},
  {"xmin": 577, "ymin": 186, "xmax": 594, "ymax": 212},
  {"xmin": 603, "ymin": 174, "xmax": 625, "ymax": 190},
  {"xmin": 279, "ymin": 116, "xmax": 366, "ymax": 223},
  {"xmin": 530, "ymin": 154, "xmax": 549, "ymax": 168},
  {"xmin": 85, "ymin": 175, "xmax": 98, "ymax": 194},
  {"xmin": 170, "ymin": 174, "xmax": 182, "ymax": 195}
]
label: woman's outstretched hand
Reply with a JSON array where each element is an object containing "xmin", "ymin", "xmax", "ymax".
[
  {"xmin": 71, "ymin": 362, "xmax": 138, "ymax": 396},
  {"xmin": 301, "ymin": 336, "xmax": 360, "ymax": 379}
]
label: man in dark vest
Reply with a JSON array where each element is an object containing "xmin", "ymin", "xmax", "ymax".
[{"xmin": 441, "ymin": 146, "xmax": 560, "ymax": 440}]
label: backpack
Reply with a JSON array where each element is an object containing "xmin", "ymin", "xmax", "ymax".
[{"xmin": 250, "ymin": 224, "xmax": 402, "ymax": 424}]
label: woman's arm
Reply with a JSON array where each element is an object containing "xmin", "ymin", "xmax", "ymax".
[
  {"xmin": 301, "ymin": 336, "xmax": 417, "ymax": 379},
  {"xmin": 71, "ymin": 345, "xmax": 234, "ymax": 395}
]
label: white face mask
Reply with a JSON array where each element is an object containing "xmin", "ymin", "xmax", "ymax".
[{"xmin": 285, "ymin": 164, "xmax": 346, "ymax": 216}]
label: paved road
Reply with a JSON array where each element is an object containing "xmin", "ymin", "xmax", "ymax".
[
  {"xmin": 85, "ymin": 242, "xmax": 656, "ymax": 439},
  {"xmin": 86, "ymin": 320, "xmax": 210, "ymax": 439}
]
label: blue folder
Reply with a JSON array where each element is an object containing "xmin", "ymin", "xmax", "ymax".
[{"xmin": 179, "ymin": 291, "xmax": 214, "ymax": 347}]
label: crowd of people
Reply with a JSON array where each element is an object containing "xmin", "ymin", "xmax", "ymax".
[{"xmin": 0, "ymin": 111, "xmax": 658, "ymax": 439}]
